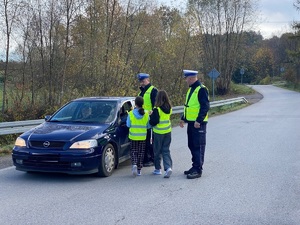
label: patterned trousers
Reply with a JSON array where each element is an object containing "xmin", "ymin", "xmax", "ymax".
[{"xmin": 130, "ymin": 140, "xmax": 146, "ymax": 170}]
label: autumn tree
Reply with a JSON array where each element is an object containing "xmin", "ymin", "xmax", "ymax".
[
  {"xmin": 0, "ymin": 0, "xmax": 23, "ymax": 117},
  {"xmin": 284, "ymin": 0, "xmax": 300, "ymax": 84},
  {"xmin": 187, "ymin": 0, "xmax": 256, "ymax": 94}
]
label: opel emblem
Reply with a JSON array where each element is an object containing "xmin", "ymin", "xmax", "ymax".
[{"xmin": 43, "ymin": 141, "xmax": 50, "ymax": 148}]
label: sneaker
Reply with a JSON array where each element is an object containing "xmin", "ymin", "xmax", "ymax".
[
  {"xmin": 152, "ymin": 169, "xmax": 162, "ymax": 175},
  {"xmin": 164, "ymin": 168, "xmax": 172, "ymax": 178},
  {"xmin": 132, "ymin": 165, "xmax": 137, "ymax": 177},
  {"xmin": 137, "ymin": 170, "xmax": 142, "ymax": 176}
]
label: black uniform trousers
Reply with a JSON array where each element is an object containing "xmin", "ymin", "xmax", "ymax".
[
  {"xmin": 143, "ymin": 128, "xmax": 154, "ymax": 163},
  {"xmin": 187, "ymin": 122, "xmax": 207, "ymax": 173}
]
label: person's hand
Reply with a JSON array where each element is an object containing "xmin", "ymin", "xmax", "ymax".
[
  {"xmin": 149, "ymin": 110, "xmax": 153, "ymax": 115},
  {"xmin": 194, "ymin": 121, "xmax": 201, "ymax": 128},
  {"xmin": 179, "ymin": 120, "xmax": 185, "ymax": 128}
]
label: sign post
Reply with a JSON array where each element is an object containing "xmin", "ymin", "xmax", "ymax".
[
  {"xmin": 208, "ymin": 68, "xmax": 220, "ymax": 101},
  {"xmin": 240, "ymin": 68, "xmax": 245, "ymax": 84}
]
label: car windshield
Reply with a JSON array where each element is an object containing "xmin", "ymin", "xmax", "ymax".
[{"xmin": 50, "ymin": 100, "xmax": 118, "ymax": 123}]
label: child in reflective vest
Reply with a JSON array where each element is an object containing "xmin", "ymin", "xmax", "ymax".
[
  {"xmin": 149, "ymin": 90, "xmax": 173, "ymax": 178},
  {"xmin": 126, "ymin": 96, "xmax": 150, "ymax": 177}
]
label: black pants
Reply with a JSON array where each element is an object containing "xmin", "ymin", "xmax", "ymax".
[
  {"xmin": 143, "ymin": 128, "xmax": 154, "ymax": 163},
  {"xmin": 187, "ymin": 122, "xmax": 207, "ymax": 173}
]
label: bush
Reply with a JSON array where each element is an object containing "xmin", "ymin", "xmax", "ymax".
[
  {"xmin": 283, "ymin": 69, "xmax": 297, "ymax": 84},
  {"xmin": 259, "ymin": 76, "xmax": 272, "ymax": 85}
]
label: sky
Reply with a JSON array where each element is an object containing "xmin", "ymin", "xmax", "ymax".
[
  {"xmin": 256, "ymin": 0, "xmax": 300, "ymax": 39},
  {"xmin": 164, "ymin": 0, "xmax": 300, "ymax": 39}
]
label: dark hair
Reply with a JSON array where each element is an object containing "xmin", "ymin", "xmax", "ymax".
[
  {"xmin": 135, "ymin": 96, "xmax": 145, "ymax": 115},
  {"xmin": 155, "ymin": 90, "xmax": 172, "ymax": 109}
]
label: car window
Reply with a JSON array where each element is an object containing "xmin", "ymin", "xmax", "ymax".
[
  {"xmin": 50, "ymin": 101, "xmax": 118, "ymax": 123},
  {"xmin": 50, "ymin": 103, "xmax": 77, "ymax": 121},
  {"xmin": 120, "ymin": 101, "xmax": 133, "ymax": 115},
  {"xmin": 120, "ymin": 101, "xmax": 133, "ymax": 123}
]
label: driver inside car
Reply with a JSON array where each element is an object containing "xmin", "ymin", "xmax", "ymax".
[{"xmin": 80, "ymin": 106, "xmax": 92, "ymax": 119}]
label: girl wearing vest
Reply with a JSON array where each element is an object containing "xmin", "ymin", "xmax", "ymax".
[
  {"xmin": 126, "ymin": 96, "xmax": 150, "ymax": 177},
  {"xmin": 149, "ymin": 90, "xmax": 173, "ymax": 178}
]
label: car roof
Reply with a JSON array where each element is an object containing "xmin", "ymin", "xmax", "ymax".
[{"xmin": 72, "ymin": 96, "xmax": 135, "ymax": 103}]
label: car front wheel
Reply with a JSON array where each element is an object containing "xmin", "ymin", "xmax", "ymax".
[{"xmin": 96, "ymin": 143, "xmax": 116, "ymax": 177}]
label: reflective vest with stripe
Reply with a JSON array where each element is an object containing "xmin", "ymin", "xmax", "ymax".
[
  {"xmin": 184, "ymin": 85, "xmax": 208, "ymax": 122},
  {"xmin": 153, "ymin": 107, "xmax": 172, "ymax": 134},
  {"xmin": 128, "ymin": 111, "xmax": 149, "ymax": 141},
  {"xmin": 139, "ymin": 86, "xmax": 154, "ymax": 111}
]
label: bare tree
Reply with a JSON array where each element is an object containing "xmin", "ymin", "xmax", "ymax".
[
  {"xmin": 1, "ymin": 0, "xmax": 22, "ymax": 116},
  {"xmin": 188, "ymin": 0, "xmax": 256, "ymax": 94}
]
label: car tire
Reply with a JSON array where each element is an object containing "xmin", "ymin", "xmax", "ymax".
[{"xmin": 96, "ymin": 143, "xmax": 116, "ymax": 177}]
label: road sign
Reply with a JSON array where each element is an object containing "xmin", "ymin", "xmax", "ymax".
[
  {"xmin": 207, "ymin": 68, "xmax": 220, "ymax": 101},
  {"xmin": 208, "ymin": 68, "xmax": 220, "ymax": 80},
  {"xmin": 240, "ymin": 68, "xmax": 245, "ymax": 75},
  {"xmin": 240, "ymin": 68, "xmax": 245, "ymax": 84}
]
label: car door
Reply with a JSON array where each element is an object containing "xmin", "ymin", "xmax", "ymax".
[{"xmin": 116, "ymin": 100, "xmax": 133, "ymax": 158}]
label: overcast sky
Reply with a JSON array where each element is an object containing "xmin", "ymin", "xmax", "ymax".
[{"xmin": 257, "ymin": 0, "xmax": 300, "ymax": 39}]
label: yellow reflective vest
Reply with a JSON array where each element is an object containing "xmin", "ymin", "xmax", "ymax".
[
  {"xmin": 128, "ymin": 111, "xmax": 149, "ymax": 141},
  {"xmin": 184, "ymin": 85, "xmax": 208, "ymax": 122},
  {"xmin": 139, "ymin": 86, "xmax": 154, "ymax": 111},
  {"xmin": 153, "ymin": 107, "xmax": 172, "ymax": 134}
]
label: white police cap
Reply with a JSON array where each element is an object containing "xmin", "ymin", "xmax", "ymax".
[
  {"xmin": 137, "ymin": 73, "xmax": 150, "ymax": 81},
  {"xmin": 183, "ymin": 70, "xmax": 198, "ymax": 77}
]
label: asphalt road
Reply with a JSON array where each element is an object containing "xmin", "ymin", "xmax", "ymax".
[{"xmin": 0, "ymin": 85, "xmax": 299, "ymax": 225}]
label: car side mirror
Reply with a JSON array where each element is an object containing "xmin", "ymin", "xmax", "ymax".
[{"xmin": 45, "ymin": 115, "xmax": 51, "ymax": 121}]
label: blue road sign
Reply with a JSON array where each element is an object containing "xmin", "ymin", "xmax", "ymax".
[
  {"xmin": 240, "ymin": 68, "xmax": 245, "ymax": 75},
  {"xmin": 208, "ymin": 68, "xmax": 220, "ymax": 80}
]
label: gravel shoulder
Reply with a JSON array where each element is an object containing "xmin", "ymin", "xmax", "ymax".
[{"xmin": 0, "ymin": 92, "xmax": 263, "ymax": 170}]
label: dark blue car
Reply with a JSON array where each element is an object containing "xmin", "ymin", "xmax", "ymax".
[{"xmin": 12, "ymin": 97, "xmax": 135, "ymax": 177}]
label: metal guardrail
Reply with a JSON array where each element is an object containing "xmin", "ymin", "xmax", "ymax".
[
  {"xmin": 172, "ymin": 96, "xmax": 248, "ymax": 114},
  {"xmin": 0, "ymin": 119, "xmax": 44, "ymax": 136},
  {"xmin": 0, "ymin": 97, "xmax": 247, "ymax": 136}
]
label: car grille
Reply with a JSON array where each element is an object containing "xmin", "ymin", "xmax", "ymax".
[
  {"xmin": 29, "ymin": 141, "xmax": 66, "ymax": 150},
  {"xmin": 23, "ymin": 155, "xmax": 69, "ymax": 168}
]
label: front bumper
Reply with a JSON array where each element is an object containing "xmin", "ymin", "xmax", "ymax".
[{"xmin": 12, "ymin": 147, "xmax": 103, "ymax": 175}]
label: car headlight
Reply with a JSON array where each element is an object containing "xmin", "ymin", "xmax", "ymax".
[
  {"xmin": 14, "ymin": 137, "xmax": 26, "ymax": 147},
  {"xmin": 70, "ymin": 139, "xmax": 98, "ymax": 149}
]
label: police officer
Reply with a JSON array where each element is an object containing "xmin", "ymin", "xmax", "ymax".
[
  {"xmin": 179, "ymin": 70, "xmax": 210, "ymax": 179},
  {"xmin": 137, "ymin": 73, "xmax": 158, "ymax": 167}
]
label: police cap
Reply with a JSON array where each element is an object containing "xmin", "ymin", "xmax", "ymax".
[
  {"xmin": 183, "ymin": 70, "xmax": 198, "ymax": 77},
  {"xmin": 137, "ymin": 73, "xmax": 150, "ymax": 81}
]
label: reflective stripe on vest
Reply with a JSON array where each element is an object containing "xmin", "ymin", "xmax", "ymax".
[
  {"xmin": 184, "ymin": 85, "xmax": 208, "ymax": 122},
  {"xmin": 139, "ymin": 86, "xmax": 154, "ymax": 111},
  {"xmin": 153, "ymin": 107, "xmax": 172, "ymax": 134},
  {"xmin": 128, "ymin": 111, "xmax": 149, "ymax": 141}
]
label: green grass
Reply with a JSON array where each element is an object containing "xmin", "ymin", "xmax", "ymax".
[
  {"xmin": 0, "ymin": 134, "xmax": 18, "ymax": 156},
  {"xmin": 0, "ymin": 145, "xmax": 13, "ymax": 156},
  {"xmin": 274, "ymin": 81, "xmax": 300, "ymax": 92}
]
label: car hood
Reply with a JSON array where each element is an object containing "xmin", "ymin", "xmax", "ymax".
[{"xmin": 25, "ymin": 122, "xmax": 110, "ymax": 142}]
